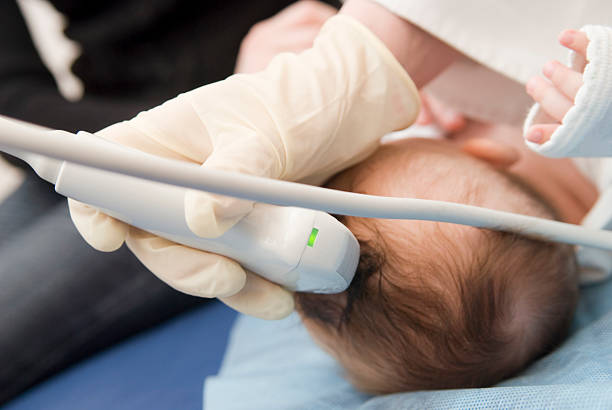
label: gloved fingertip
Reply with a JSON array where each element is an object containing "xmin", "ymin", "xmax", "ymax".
[
  {"xmin": 125, "ymin": 230, "xmax": 248, "ymax": 298},
  {"xmin": 87, "ymin": 228, "xmax": 127, "ymax": 252},
  {"xmin": 220, "ymin": 272, "xmax": 295, "ymax": 320},
  {"xmin": 194, "ymin": 258, "xmax": 247, "ymax": 298},
  {"xmin": 184, "ymin": 190, "xmax": 253, "ymax": 238},
  {"xmin": 259, "ymin": 294, "xmax": 295, "ymax": 320},
  {"xmin": 68, "ymin": 199, "xmax": 127, "ymax": 252},
  {"xmin": 222, "ymin": 291, "xmax": 295, "ymax": 320}
]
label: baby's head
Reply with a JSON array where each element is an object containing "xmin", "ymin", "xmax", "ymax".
[{"xmin": 295, "ymin": 138, "xmax": 578, "ymax": 394}]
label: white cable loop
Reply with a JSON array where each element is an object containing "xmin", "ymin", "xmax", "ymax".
[{"xmin": 1, "ymin": 115, "xmax": 611, "ymax": 250}]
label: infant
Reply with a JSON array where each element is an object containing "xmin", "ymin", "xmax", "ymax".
[{"xmin": 295, "ymin": 137, "xmax": 578, "ymax": 394}]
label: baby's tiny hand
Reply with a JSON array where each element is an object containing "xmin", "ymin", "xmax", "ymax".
[
  {"xmin": 416, "ymin": 92, "xmax": 466, "ymax": 133},
  {"xmin": 524, "ymin": 30, "xmax": 589, "ymax": 144}
]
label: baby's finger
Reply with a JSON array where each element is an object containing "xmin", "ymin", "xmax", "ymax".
[
  {"xmin": 426, "ymin": 94, "xmax": 466, "ymax": 132},
  {"xmin": 559, "ymin": 30, "xmax": 589, "ymax": 60},
  {"xmin": 416, "ymin": 93, "xmax": 433, "ymax": 125},
  {"xmin": 542, "ymin": 60, "xmax": 583, "ymax": 100},
  {"xmin": 526, "ymin": 76, "xmax": 573, "ymax": 122},
  {"xmin": 524, "ymin": 124, "xmax": 559, "ymax": 145}
]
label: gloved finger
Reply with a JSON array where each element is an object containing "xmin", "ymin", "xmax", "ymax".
[
  {"xmin": 219, "ymin": 271, "xmax": 295, "ymax": 320},
  {"xmin": 125, "ymin": 228, "xmax": 247, "ymax": 298},
  {"xmin": 184, "ymin": 189, "xmax": 254, "ymax": 239},
  {"xmin": 524, "ymin": 124, "xmax": 559, "ymax": 145},
  {"xmin": 183, "ymin": 132, "xmax": 282, "ymax": 238},
  {"xmin": 525, "ymin": 76, "xmax": 573, "ymax": 122},
  {"xmin": 68, "ymin": 198, "xmax": 129, "ymax": 252},
  {"xmin": 96, "ymin": 95, "xmax": 213, "ymax": 163},
  {"xmin": 542, "ymin": 60, "xmax": 583, "ymax": 101}
]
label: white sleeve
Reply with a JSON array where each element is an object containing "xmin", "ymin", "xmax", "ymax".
[
  {"xmin": 369, "ymin": 0, "xmax": 612, "ymax": 84},
  {"xmin": 368, "ymin": 0, "xmax": 612, "ymax": 125}
]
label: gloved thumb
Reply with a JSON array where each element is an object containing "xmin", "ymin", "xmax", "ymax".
[
  {"xmin": 219, "ymin": 271, "xmax": 295, "ymax": 320},
  {"xmin": 184, "ymin": 189, "xmax": 253, "ymax": 238},
  {"xmin": 68, "ymin": 198, "xmax": 129, "ymax": 252},
  {"xmin": 183, "ymin": 136, "xmax": 282, "ymax": 238}
]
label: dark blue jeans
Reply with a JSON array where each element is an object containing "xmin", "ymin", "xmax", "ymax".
[{"xmin": 0, "ymin": 172, "xmax": 202, "ymax": 403}]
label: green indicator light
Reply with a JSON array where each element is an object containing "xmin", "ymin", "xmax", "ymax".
[{"xmin": 307, "ymin": 228, "xmax": 319, "ymax": 247}]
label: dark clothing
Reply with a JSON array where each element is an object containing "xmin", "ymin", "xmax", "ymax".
[
  {"xmin": 1, "ymin": 0, "xmax": 302, "ymax": 132},
  {"xmin": 0, "ymin": 0, "xmax": 338, "ymax": 404},
  {"xmin": 0, "ymin": 178, "xmax": 201, "ymax": 403}
]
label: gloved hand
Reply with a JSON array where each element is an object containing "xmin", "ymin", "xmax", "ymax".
[{"xmin": 69, "ymin": 15, "xmax": 420, "ymax": 319}]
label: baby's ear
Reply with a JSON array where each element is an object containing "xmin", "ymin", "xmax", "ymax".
[{"xmin": 460, "ymin": 137, "xmax": 520, "ymax": 169}]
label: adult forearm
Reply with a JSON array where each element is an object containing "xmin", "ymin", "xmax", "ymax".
[{"xmin": 340, "ymin": 0, "xmax": 459, "ymax": 87}]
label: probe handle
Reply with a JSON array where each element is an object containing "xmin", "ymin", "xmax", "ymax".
[{"xmin": 54, "ymin": 161, "xmax": 357, "ymax": 293}]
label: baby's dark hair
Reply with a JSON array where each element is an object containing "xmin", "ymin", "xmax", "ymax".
[
  {"xmin": 296, "ymin": 139, "xmax": 580, "ymax": 393},
  {"xmin": 296, "ymin": 219, "xmax": 578, "ymax": 394}
]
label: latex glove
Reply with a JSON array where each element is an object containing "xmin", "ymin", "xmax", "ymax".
[{"xmin": 69, "ymin": 15, "xmax": 420, "ymax": 319}]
